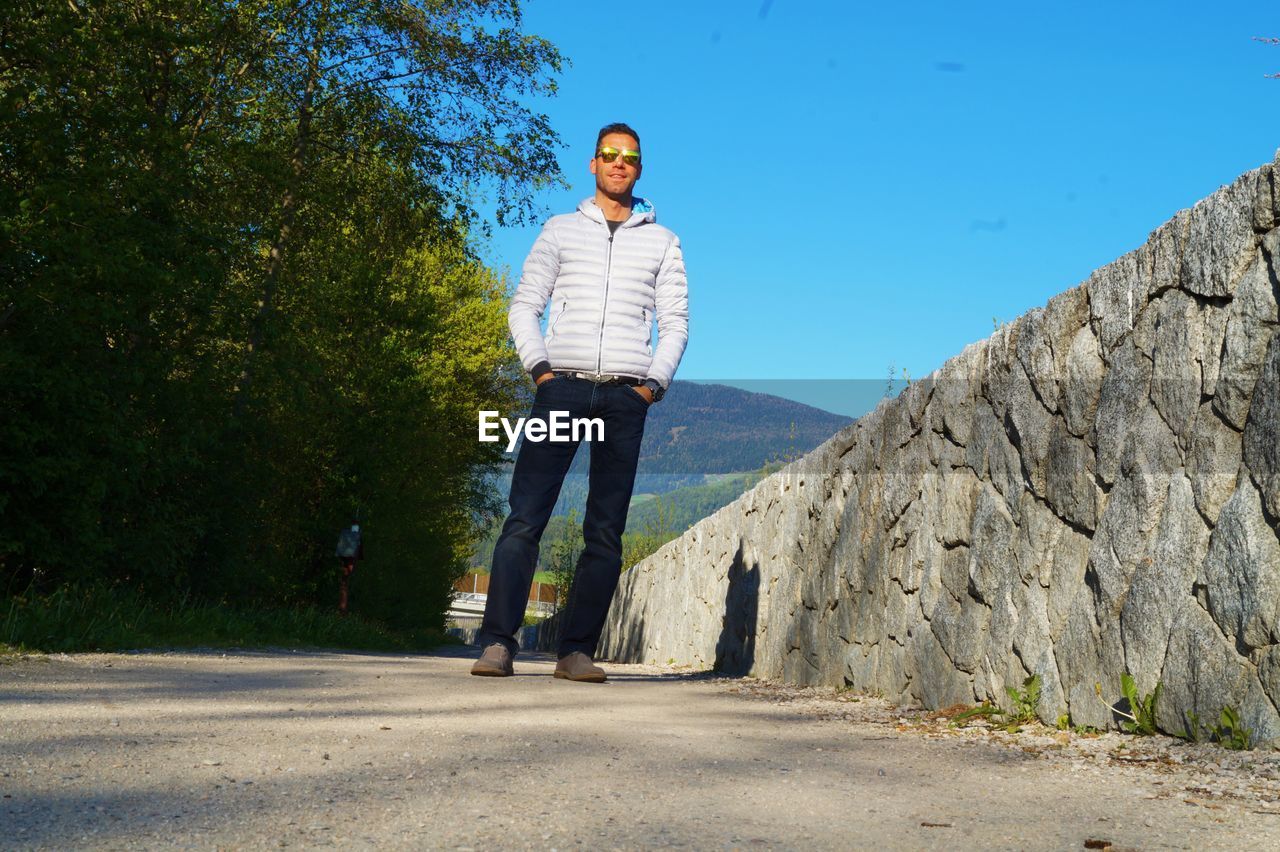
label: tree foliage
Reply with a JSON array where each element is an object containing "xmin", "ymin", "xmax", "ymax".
[{"xmin": 1, "ymin": 0, "xmax": 563, "ymax": 630}]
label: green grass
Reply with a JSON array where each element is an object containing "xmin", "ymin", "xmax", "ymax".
[
  {"xmin": 467, "ymin": 568, "xmax": 556, "ymax": 586},
  {"xmin": 1, "ymin": 583, "xmax": 457, "ymax": 656},
  {"xmin": 702, "ymin": 472, "xmax": 751, "ymax": 484}
]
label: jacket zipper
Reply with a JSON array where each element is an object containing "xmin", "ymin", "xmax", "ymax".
[
  {"xmin": 595, "ymin": 224, "xmax": 615, "ymax": 373},
  {"xmin": 550, "ymin": 300, "xmax": 567, "ymax": 338}
]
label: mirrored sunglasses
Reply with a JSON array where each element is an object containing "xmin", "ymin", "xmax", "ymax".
[{"xmin": 596, "ymin": 147, "xmax": 641, "ymax": 166}]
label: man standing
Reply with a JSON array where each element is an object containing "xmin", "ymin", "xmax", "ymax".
[{"xmin": 471, "ymin": 122, "xmax": 689, "ymax": 682}]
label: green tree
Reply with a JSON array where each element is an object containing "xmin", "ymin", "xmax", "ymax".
[
  {"xmin": 1, "ymin": 0, "xmax": 565, "ymax": 634},
  {"xmin": 229, "ymin": 0, "xmax": 566, "ymax": 411},
  {"xmin": 544, "ymin": 508, "xmax": 582, "ymax": 610},
  {"xmin": 1, "ymin": 0, "xmax": 251, "ymax": 590},
  {"xmin": 621, "ymin": 496, "xmax": 678, "ymax": 571}
]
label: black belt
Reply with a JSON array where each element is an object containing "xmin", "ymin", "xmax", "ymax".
[{"xmin": 553, "ymin": 370, "xmax": 643, "ymax": 386}]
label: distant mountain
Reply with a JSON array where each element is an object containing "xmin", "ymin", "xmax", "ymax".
[
  {"xmin": 472, "ymin": 383, "xmax": 854, "ymax": 565},
  {"xmin": 492, "ymin": 381, "xmax": 851, "ymax": 499},
  {"xmin": 634, "ymin": 381, "xmax": 853, "ymax": 475},
  {"xmin": 470, "ymin": 468, "xmax": 775, "ymax": 571}
]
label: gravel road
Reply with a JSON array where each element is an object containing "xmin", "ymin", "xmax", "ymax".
[{"xmin": 3, "ymin": 646, "xmax": 1280, "ymax": 850}]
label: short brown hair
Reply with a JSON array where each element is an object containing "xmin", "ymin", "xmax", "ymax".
[{"xmin": 596, "ymin": 122, "xmax": 640, "ymax": 151}]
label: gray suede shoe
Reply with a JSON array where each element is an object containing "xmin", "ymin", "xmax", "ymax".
[
  {"xmin": 554, "ymin": 652, "xmax": 606, "ymax": 683},
  {"xmin": 470, "ymin": 643, "xmax": 514, "ymax": 677}
]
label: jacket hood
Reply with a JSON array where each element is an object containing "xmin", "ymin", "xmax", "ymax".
[{"xmin": 577, "ymin": 196, "xmax": 656, "ymax": 227}]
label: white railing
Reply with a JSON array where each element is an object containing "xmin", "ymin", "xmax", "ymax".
[{"xmin": 447, "ymin": 591, "xmax": 558, "ymax": 621}]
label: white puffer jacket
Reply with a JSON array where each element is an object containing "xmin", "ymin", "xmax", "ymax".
[{"xmin": 508, "ymin": 197, "xmax": 689, "ymax": 388}]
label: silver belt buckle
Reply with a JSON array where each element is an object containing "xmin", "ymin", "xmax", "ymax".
[{"xmin": 560, "ymin": 369, "xmax": 621, "ymax": 383}]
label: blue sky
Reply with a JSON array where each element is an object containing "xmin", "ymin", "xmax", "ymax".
[{"xmin": 478, "ymin": 1, "xmax": 1280, "ymax": 416}]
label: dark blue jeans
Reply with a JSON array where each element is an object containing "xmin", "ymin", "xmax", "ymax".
[{"xmin": 476, "ymin": 375, "xmax": 650, "ymax": 659}]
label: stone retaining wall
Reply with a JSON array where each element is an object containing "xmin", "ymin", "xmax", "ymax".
[{"xmin": 599, "ymin": 155, "xmax": 1280, "ymax": 743}]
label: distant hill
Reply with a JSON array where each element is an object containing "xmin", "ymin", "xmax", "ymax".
[
  {"xmin": 470, "ymin": 467, "xmax": 775, "ymax": 571},
  {"xmin": 491, "ymin": 380, "xmax": 852, "ymax": 506},
  {"xmin": 625, "ymin": 469, "xmax": 771, "ymax": 535},
  {"xmin": 635, "ymin": 381, "xmax": 853, "ymax": 474},
  {"xmin": 470, "ymin": 383, "xmax": 853, "ymax": 567},
  {"xmin": 499, "ymin": 378, "xmax": 850, "ymax": 470}
]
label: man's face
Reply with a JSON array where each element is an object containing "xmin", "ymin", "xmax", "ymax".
[{"xmin": 589, "ymin": 132, "xmax": 642, "ymax": 198}]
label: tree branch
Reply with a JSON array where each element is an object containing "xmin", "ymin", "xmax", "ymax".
[
  {"xmin": 312, "ymin": 67, "xmax": 423, "ymax": 109},
  {"xmin": 320, "ymin": 44, "xmax": 417, "ymax": 75}
]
